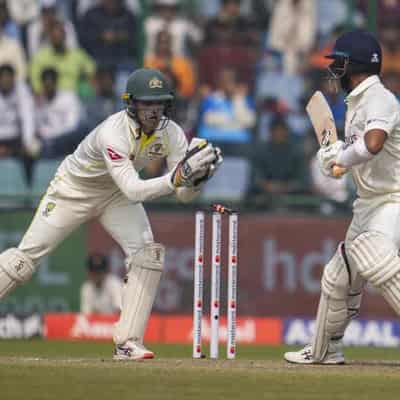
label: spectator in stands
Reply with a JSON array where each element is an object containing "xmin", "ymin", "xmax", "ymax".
[
  {"xmin": 144, "ymin": 29, "xmax": 196, "ymax": 100},
  {"xmin": 80, "ymin": 254, "xmax": 122, "ymax": 315},
  {"xmin": 199, "ymin": 19, "xmax": 255, "ymax": 87},
  {"xmin": 253, "ymin": 117, "xmax": 306, "ymax": 196},
  {"xmin": 36, "ymin": 68, "xmax": 85, "ymax": 158},
  {"xmin": 144, "ymin": 0, "xmax": 203, "ymax": 57},
  {"xmin": 0, "ymin": 64, "xmax": 38, "ymax": 158},
  {"xmin": 380, "ymin": 20, "xmax": 400, "ymax": 75},
  {"xmin": 315, "ymin": 0, "xmax": 347, "ymax": 41},
  {"xmin": 357, "ymin": 0, "xmax": 400, "ymax": 26},
  {"xmin": 84, "ymin": 66, "xmax": 123, "ymax": 130},
  {"xmin": 204, "ymin": 0, "xmax": 258, "ymax": 47},
  {"xmin": 27, "ymin": 0, "xmax": 78, "ymax": 58},
  {"xmin": 78, "ymin": 0, "xmax": 137, "ymax": 69},
  {"xmin": 309, "ymin": 25, "xmax": 344, "ymax": 71},
  {"xmin": 383, "ymin": 69, "xmax": 400, "ymax": 101},
  {"xmin": 5, "ymin": 0, "xmax": 40, "ymax": 32},
  {"xmin": 268, "ymin": 0, "xmax": 316, "ymax": 73},
  {"xmin": 30, "ymin": 19, "xmax": 95, "ymax": 95},
  {"xmin": 198, "ymin": 67, "xmax": 255, "ymax": 145},
  {"xmin": 0, "ymin": 10, "xmax": 27, "ymax": 81},
  {"xmin": 0, "ymin": 1, "xmax": 21, "ymax": 41},
  {"xmin": 74, "ymin": 0, "xmax": 141, "ymax": 21},
  {"xmin": 256, "ymin": 50, "xmax": 304, "ymax": 114}
]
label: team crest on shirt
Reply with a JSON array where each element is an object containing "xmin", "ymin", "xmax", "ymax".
[
  {"xmin": 43, "ymin": 201, "xmax": 56, "ymax": 217},
  {"xmin": 149, "ymin": 77, "xmax": 163, "ymax": 89},
  {"xmin": 146, "ymin": 142, "xmax": 167, "ymax": 159}
]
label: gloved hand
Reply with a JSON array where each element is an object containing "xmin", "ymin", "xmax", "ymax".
[
  {"xmin": 170, "ymin": 139, "xmax": 219, "ymax": 188},
  {"xmin": 317, "ymin": 140, "xmax": 345, "ymax": 177},
  {"xmin": 191, "ymin": 146, "xmax": 223, "ymax": 186}
]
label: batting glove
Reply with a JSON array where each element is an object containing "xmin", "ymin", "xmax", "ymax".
[{"xmin": 317, "ymin": 140, "xmax": 345, "ymax": 177}]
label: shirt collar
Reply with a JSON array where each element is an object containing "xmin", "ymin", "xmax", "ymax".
[
  {"xmin": 346, "ymin": 75, "xmax": 380, "ymax": 100},
  {"xmin": 126, "ymin": 111, "xmax": 142, "ymax": 139}
]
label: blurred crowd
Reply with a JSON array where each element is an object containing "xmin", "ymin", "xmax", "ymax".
[{"xmin": 1, "ymin": 0, "xmax": 400, "ymax": 210}]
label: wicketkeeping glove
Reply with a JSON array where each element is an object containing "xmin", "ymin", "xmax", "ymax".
[
  {"xmin": 170, "ymin": 139, "xmax": 218, "ymax": 187},
  {"xmin": 191, "ymin": 146, "xmax": 223, "ymax": 186}
]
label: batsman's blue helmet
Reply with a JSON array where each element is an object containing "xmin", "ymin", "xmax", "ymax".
[{"xmin": 326, "ymin": 30, "xmax": 382, "ymax": 75}]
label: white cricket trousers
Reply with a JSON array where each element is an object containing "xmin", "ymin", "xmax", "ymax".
[
  {"xmin": 344, "ymin": 194, "xmax": 400, "ymax": 293},
  {"xmin": 19, "ymin": 169, "xmax": 154, "ymax": 267}
]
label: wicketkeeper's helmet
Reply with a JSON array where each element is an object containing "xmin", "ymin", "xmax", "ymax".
[
  {"xmin": 123, "ymin": 68, "xmax": 174, "ymax": 102},
  {"xmin": 122, "ymin": 68, "xmax": 175, "ymax": 127}
]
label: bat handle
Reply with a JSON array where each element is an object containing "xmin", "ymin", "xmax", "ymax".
[{"xmin": 332, "ymin": 165, "xmax": 347, "ymax": 178}]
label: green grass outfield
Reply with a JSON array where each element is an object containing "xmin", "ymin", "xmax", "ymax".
[{"xmin": 1, "ymin": 340, "xmax": 400, "ymax": 400}]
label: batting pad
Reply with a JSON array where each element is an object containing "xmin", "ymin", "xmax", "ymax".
[
  {"xmin": 348, "ymin": 231, "xmax": 400, "ymax": 315},
  {"xmin": 113, "ymin": 243, "xmax": 165, "ymax": 345},
  {"xmin": 312, "ymin": 245, "xmax": 350, "ymax": 361},
  {"xmin": 0, "ymin": 248, "xmax": 35, "ymax": 299}
]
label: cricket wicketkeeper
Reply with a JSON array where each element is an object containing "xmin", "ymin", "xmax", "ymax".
[
  {"xmin": 0, "ymin": 68, "xmax": 222, "ymax": 360},
  {"xmin": 285, "ymin": 30, "xmax": 400, "ymax": 364}
]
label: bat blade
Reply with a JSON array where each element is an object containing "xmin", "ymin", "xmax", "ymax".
[
  {"xmin": 306, "ymin": 91, "xmax": 346, "ymax": 178},
  {"xmin": 306, "ymin": 91, "xmax": 338, "ymax": 146}
]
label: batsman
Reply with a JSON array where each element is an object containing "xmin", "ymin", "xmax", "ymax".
[
  {"xmin": 0, "ymin": 68, "xmax": 222, "ymax": 360},
  {"xmin": 285, "ymin": 30, "xmax": 400, "ymax": 364}
]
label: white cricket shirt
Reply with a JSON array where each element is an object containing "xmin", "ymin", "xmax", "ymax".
[
  {"xmin": 60, "ymin": 110, "xmax": 188, "ymax": 202},
  {"xmin": 345, "ymin": 75, "xmax": 400, "ymax": 198}
]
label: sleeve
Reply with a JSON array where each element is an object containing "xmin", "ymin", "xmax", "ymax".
[
  {"xmin": 63, "ymin": 93, "xmax": 82, "ymax": 132},
  {"xmin": 364, "ymin": 95, "xmax": 399, "ymax": 136},
  {"xmin": 98, "ymin": 129, "xmax": 174, "ymax": 203},
  {"xmin": 17, "ymin": 82, "xmax": 37, "ymax": 152}
]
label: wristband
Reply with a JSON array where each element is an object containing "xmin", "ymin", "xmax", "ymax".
[{"xmin": 336, "ymin": 138, "xmax": 374, "ymax": 168}]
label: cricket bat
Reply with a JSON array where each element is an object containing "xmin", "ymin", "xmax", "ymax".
[{"xmin": 306, "ymin": 91, "xmax": 347, "ymax": 178}]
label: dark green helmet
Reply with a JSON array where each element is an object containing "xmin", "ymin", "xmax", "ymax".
[{"xmin": 122, "ymin": 68, "xmax": 174, "ymax": 102}]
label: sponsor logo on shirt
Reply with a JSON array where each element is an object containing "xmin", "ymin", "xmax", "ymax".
[
  {"xmin": 367, "ymin": 118, "xmax": 388, "ymax": 125},
  {"xmin": 107, "ymin": 147, "xmax": 123, "ymax": 160}
]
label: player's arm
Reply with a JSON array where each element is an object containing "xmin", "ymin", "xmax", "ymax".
[
  {"xmin": 334, "ymin": 97, "xmax": 396, "ymax": 169},
  {"xmin": 100, "ymin": 131, "xmax": 174, "ymax": 202},
  {"xmin": 334, "ymin": 129, "xmax": 386, "ymax": 169},
  {"xmin": 100, "ymin": 131, "xmax": 217, "ymax": 203}
]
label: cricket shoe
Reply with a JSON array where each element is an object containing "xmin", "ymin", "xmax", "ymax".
[
  {"xmin": 113, "ymin": 340, "xmax": 155, "ymax": 361},
  {"xmin": 284, "ymin": 342, "xmax": 345, "ymax": 365}
]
